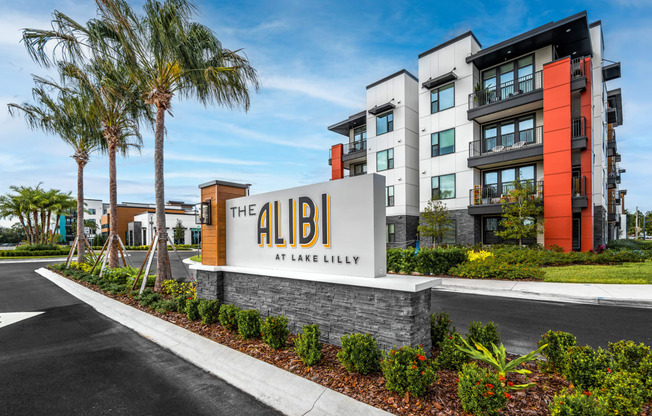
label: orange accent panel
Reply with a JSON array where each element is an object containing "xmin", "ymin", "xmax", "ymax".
[
  {"xmin": 580, "ymin": 57, "xmax": 594, "ymax": 251},
  {"xmin": 331, "ymin": 144, "xmax": 344, "ymax": 180},
  {"xmin": 543, "ymin": 57, "xmax": 573, "ymax": 252}
]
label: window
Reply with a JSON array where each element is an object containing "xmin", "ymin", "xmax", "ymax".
[
  {"xmin": 353, "ymin": 126, "xmax": 366, "ymax": 143},
  {"xmin": 386, "ymin": 223, "xmax": 395, "ymax": 243},
  {"xmin": 88, "ymin": 208, "xmax": 96, "ymax": 215},
  {"xmin": 431, "ymin": 128, "xmax": 455, "ymax": 157},
  {"xmin": 431, "ymin": 174, "xmax": 455, "ymax": 199},
  {"xmin": 376, "ymin": 149, "xmax": 394, "ymax": 171},
  {"xmin": 430, "ymin": 83, "xmax": 455, "ymax": 113},
  {"xmin": 439, "ymin": 220, "xmax": 456, "ymax": 244},
  {"xmin": 352, "ymin": 163, "xmax": 367, "ymax": 176},
  {"xmin": 376, "ymin": 112, "xmax": 393, "ymax": 135},
  {"xmin": 483, "ymin": 164, "xmax": 535, "ymax": 195},
  {"xmin": 386, "ymin": 186, "xmax": 395, "ymax": 207},
  {"xmin": 482, "ymin": 114, "xmax": 535, "ymax": 152},
  {"xmin": 481, "ymin": 55, "xmax": 534, "ymax": 100}
]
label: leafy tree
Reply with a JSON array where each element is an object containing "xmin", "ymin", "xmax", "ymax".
[
  {"xmin": 173, "ymin": 219, "xmax": 185, "ymax": 245},
  {"xmin": 495, "ymin": 181, "xmax": 544, "ymax": 246},
  {"xmin": 418, "ymin": 197, "xmax": 453, "ymax": 247},
  {"xmin": 0, "ymin": 223, "xmax": 27, "ymax": 244}
]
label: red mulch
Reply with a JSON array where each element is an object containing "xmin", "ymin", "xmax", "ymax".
[{"xmin": 54, "ymin": 270, "xmax": 652, "ymax": 416}]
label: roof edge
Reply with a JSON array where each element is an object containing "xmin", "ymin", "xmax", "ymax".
[
  {"xmin": 366, "ymin": 69, "xmax": 418, "ymax": 90},
  {"xmin": 419, "ymin": 31, "xmax": 481, "ymax": 59}
]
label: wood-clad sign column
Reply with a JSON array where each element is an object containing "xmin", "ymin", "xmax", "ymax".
[{"xmin": 199, "ymin": 180, "xmax": 250, "ymax": 266}]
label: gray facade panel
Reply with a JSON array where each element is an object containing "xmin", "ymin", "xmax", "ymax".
[
  {"xmin": 387, "ymin": 215, "xmax": 419, "ymax": 248},
  {"xmin": 594, "ymin": 205, "xmax": 606, "ymax": 249}
]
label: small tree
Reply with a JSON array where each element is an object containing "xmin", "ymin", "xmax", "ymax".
[
  {"xmin": 418, "ymin": 197, "xmax": 452, "ymax": 247},
  {"xmin": 495, "ymin": 181, "xmax": 544, "ymax": 245},
  {"xmin": 173, "ymin": 220, "xmax": 185, "ymax": 245}
]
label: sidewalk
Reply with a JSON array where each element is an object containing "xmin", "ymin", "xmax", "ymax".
[{"xmin": 433, "ymin": 276, "xmax": 652, "ymax": 309}]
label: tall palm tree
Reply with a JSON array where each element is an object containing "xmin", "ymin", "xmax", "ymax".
[
  {"xmin": 9, "ymin": 77, "xmax": 103, "ymax": 261},
  {"xmin": 0, "ymin": 193, "xmax": 31, "ymax": 244},
  {"xmin": 22, "ymin": 0, "xmax": 258, "ymax": 288}
]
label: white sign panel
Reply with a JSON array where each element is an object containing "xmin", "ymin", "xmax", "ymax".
[{"xmin": 226, "ymin": 174, "xmax": 386, "ymax": 277}]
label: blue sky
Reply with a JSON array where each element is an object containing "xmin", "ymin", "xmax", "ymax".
[{"xmin": 1, "ymin": 0, "xmax": 650, "ymax": 227}]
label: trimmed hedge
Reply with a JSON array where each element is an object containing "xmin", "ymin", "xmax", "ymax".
[
  {"xmin": 387, "ymin": 247, "xmax": 468, "ymax": 275},
  {"xmin": 0, "ymin": 249, "xmax": 70, "ymax": 257}
]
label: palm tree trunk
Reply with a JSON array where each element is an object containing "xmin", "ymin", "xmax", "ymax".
[
  {"xmin": 17, "ymin": 215, "xmax": 29, "ymax": 244},
  {"xmin": 25, "ymin": 215, "xmax": 34, "ymax": 244},
  {"xmin": 154, "ymin": 104, "xmax": 170, "ymax": 289},
  {"xmin": 76, "ymin": 160, "xmax": 86, "ymax": 263},
  {"xmin": 45, "ymin": 210, "xmax": 52, "ymax": 243},
  {"xmin": 32, "ymin": 210, "xmax": 39, "ymax": 245},
  {"xmin": 40, "ymin": 210, "xmax": 47, "ymax": 243},
  {"xmin": 108, "ymin": 143, "xmax": 119, "ymax": 268}
]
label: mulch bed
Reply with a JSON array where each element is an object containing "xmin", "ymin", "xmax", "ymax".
[{"xmin": 52, "ymin": 269, "xmax": 652, "ymax": 416}]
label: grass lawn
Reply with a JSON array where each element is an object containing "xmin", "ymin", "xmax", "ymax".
[
  {"xmin": 189, "ymin": 255, "xmax": 201, "ymax": 262},
  {"xmin": 543, "ymin": 260, "xmax": 652, "ymax": 284}
]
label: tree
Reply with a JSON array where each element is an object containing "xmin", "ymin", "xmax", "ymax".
[
  {"xmin": 173, "ymin": 219, "xmax": 185, "ymax": 244},
  {"xmin": 71, "ymin": 219, "xmax": 99, "ymax": 236},
  {"xmin": 9, "ymin": 71, "xmax": 103, "ymax": 260},
  {"xmin": 418, "ymin": 197, "xmax": 453, "ymax": 247},
  {"xmin": 495, "ymin": 181, "xmax": 544, "ymax": 246},
  {"xmin": 0, "ymin": 223, "xmax": 27, "ymax": 244},
  {"xmin": 21, "ymin": 0, "xmax": 259, "ymax": 290}
]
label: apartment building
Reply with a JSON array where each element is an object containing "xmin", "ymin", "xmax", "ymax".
[{"xmin": 328, "ymin": 11, "xmax": 625, "ymax": 251}]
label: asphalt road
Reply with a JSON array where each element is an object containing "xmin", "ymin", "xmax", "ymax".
[
  {"xmin": 432, "ymin": 290, "xmax": 652, "ymax": 355},
  {"xmin": 0, "ymin": 261, "xmax": 281, "ymax": 416}
]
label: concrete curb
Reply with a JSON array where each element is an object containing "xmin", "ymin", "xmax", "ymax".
[{"xmin": 35, "ymin": 267, "xmax": 391, "ymax": 416}]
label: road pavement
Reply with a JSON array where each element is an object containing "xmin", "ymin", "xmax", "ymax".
[{"xmin": 0, "ymin": 261, "xmax": 281, "ymax": 416}]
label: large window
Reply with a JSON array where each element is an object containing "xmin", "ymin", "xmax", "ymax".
[
  {"xmin": 431, "ymin": 128, "xmax": 455, "ymax": 157},
  {"xmin": 482, "ymin": 114, "xmax": 535, "ymax": 152},
  {"xmin": 439, "ymin": 220, "xmax": 456, "ymax": 244},
  {"xmin": 483, "ymin": 164, "xmax": 535, "ymax": 196},
  {"xmin": 386, "ymin": 186, "xmax": 395, "ymax": 207},
  {"xmin": 353, "ymin": 126, "xmax": 367, "ymax": 151},
  {"xmin": 376, "ymin": 149, "xmax": 394, "ymax": 171},
  {"xmin": 431, "ymin": 174, "xmax": 455, "ymax": 199},
  {"xmin": 386, "ymin": 223, "xmax": 395, "ymax": 243},
  {"xmin": 352, "ymin": 162, "xmax": 367, "ymax": 176},
  {"xmin": 481, "ymin": 55, "xmax": 534, "ymax": 100},
  {"xmin": 88, "ymin": 208, "xmax": 96, "ymax": 215},
  {"xmin": 376, "ymin": 112, "xmax": 393, "ymax": 135},
  {"xmin": 431, "ymin": 83, "xmax": 454, "ymax": 113}
]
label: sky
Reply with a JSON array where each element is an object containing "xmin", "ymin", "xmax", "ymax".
[{"xmin": 0, "ymin": 0, "xmax": 650, "ymax": 227}]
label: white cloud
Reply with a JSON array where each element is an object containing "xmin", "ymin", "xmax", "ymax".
[
  {"xmin": 166, "ymin": 152, "xmax": 267, "ymax": 166},
  {"xmin": 263, "ymin": 75, "xmax": 364, "ymax": 110}
]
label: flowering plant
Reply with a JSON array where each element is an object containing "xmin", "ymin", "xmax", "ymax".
[{"xmin": 381, "ymin": 345, "xmax": 436, "ymax": 397}]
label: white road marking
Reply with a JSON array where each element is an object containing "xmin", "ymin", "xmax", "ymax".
[{"xmin": 0, "ymin": 312, "xmax": 44, "ymax": 329}]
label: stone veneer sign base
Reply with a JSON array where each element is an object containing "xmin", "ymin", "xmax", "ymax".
[{"xmin": 191, "ymin": 263, "xmax": 441, "ymax": 353}]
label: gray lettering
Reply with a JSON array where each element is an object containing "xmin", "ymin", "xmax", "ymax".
[
  {"xmin": 353, "ymin": 256, "xmax": 359, "ymax": 264},
  {"xmin": 230, "ymin": 207, "xmax": 237, "ymax": 217},
  {"xmin": 249, "ymin": 204, "xmax": 256, "ymax": 215}
]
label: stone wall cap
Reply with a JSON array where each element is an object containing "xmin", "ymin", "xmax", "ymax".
[{"xmin": 189, "ymin": 264, "xmax": 441, "ymax": 292}]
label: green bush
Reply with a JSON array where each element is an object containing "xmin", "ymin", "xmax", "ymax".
[
  {"xmin": 387, "ymin": 247, "xmax": 468, "ymax": 275},
  {"xmin": 431, "ymin": 312, "xmax": 455, "ymax": 348},
  {"xmin": 219, "ymin": 304, "xmax": 240, "ymax": 331},
  {"xmin": 336, "ymin": 333, "xmax": 381, "ymax": 375},
  {"xmin": 538, "ymin": 330, "xmax": 577, "ymax": 373},
  {"xmin": 138, "ymin": 289, "xmax": 162, "ymax": 307},
  {"xmin": 186, "ymin": 299, "xmax": 201, "ymax": 321},
  {"xmin": 294, "ymin": 324, "xmax": 322, "ymax": 367},
  {"xmin": 236, "ymin": 309, "xmax": 261, "ymax": 339},
  {"xmin": 198, "ymin": 299, "xmax": 220, "ymax": 325},
  {"xmin": 467, "ymin": 321, "xmax": 500, "ymax": 348},
  {"xmin": 601, "ymin": 371, "xmax": 645, "ymax": 416},
  {"xmin": 261, "ymin": 315, "xmax": 290, "ymax": 350},
  {"xmin": 606, "ymin": 238, "xmax": 652, "ymax": 251},
  {"xmin": 564, "ymin": 346, "xmax": 610, "ymax": 390},
  {"xmin": 381, "ymin": 345, "xmax": 436, "ymax": 397},
  {"xmin": 0, "ymin": 248, "xmax": 70, "ymax": 257},
  {"xmin": 153, "ymin": 299, "xmax": 178, "ymax": 314},
  {"xmin": 435, "ymin": 332, "xmax": 469, "ymax": 371},
  {"xmin": 175, "ymin": 296, "xmax": 188, "ymax": 314},
  {"xmin": 449, "ymin": 256, "xmax": 544, "ymax": 280},
  {"xmin": 457, "ymin": 362, "xmax": 508, "ymax": 416},
  {"xmin": 15, "ymin": 243, "xmax": 65, "ymax": 252},
  {"xmin": 639, "ymin": 355, "xmax": 652, "ymax": 401},
  {"xmin": 549, "ymin": 390, "xmax": 608, "ymax": 416},
  {"xmin": 102, "ymin": 267, "xmax": 137, "ymax": 285},
  {"xmin": 608, "ymin": 340, "xmax": 650, "ymax": 372}
]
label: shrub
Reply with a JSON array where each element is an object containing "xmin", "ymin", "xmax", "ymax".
[
  {"xmin": 564, "ymin": 346, "xmax": 610, "ymax": 390},
  {"xmin": 15, "ymin": 243, "xmax": 64, "ymax": 252},
  {"xmin": 549, "ymin": 390, "xmax": 608, "ymax": 416},
  {"xmin": 138, "ymin": 289, "xmax": 162, "ymax": 307},
  {"xmin": 601, "ymin": 371, "xmax": 645, "ymax": 416},
  {"xmin": 608, "ymin": 340, "xmax": 650, "ymax": 372},
  {"xmin": 153, "ymin": 299, "xmax": 178, "ymax": 314},
  {"xmin": 467, "ymin": 321, "xmax": 500, "ymax": 348},
  {"xmin": 0, "ymin": 248, "xmax": 70, "ymax": 257},
  {"xmin": 175, "ymin": 296, "xmax": 188, "ymax": 314},
  {"xmin": 102, "ymin": 267, "xmax": 136, "ymax": 285},
  {"xmin": 261, "ymin": 315, "xmax": 290, "ymax": 350},
  {"xmin": 381, "ymin": 345, "xmax": 436, "ymax": 397},
  {"xmin": 294, "ymin": 324, "xmax": 322, "ymax": 366},
  {"xmin": 435, "ymin": 332, "xmax": 469, "ymax": 371},
  {"xmin": 414, "ymin": 247, "xmax": 468, "ymax": 275},
  {"xmin": 449, "ymin": 256, "xmax": 544, "ymax": 280},
  {"xmin": 430, "ymin": 312, "xmax": 455, "ymax": 348},
  {"xmin": 639, "ymin": 355, "xmax": 652, "ymax": 401},
  {"xmin": 606, "ymin": 238, "xmax": 652, "ymax": 251},
  {"xmin": 236, "ymin": 309, "xmax": 261, "ymax": 339},
  {"xmin": 198, "ymin": 300, "xmax": 220, "ymax": 325},
  {"xmin": 458, "ymin": 362, "xmax": 508, "ymax": 416},
  {"xmin": 161, "ymin": 279, "xmax": 197, "ymax": 299},
  {"xmin": 186, "ymin": 299, "xmax": 201, "ymax": 321},
  {"xmin": 337, "ymin": 333, "xmax": 382, "ymax": 375},
  {"xmin": 468, "ymin": 250, "xmax": 493, "ymax": 262},
  {"xmin": 387, "ymin": 247, "xmax": 417, "ymax": 274},
  {"xmin": 538, "ymin": 330, "xmax": 576, "ymax": 373},
  {"xmin": 219, "ymin": 304, "xmax": 240, "ymax": 331}
]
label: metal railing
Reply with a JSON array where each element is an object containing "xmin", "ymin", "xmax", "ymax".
[
  {"xmin": 571, "ymin": 57, "xmax": 586, "ymax": 78},
  {"xmin": 571, "ymin": 116, "xmax": 586, "ymax": 138},
  {"xmin": 469, "ymin": 180, "xmax": 544, "ymax": 206},
  {"xmin": 469, "ymin": 70, "xmax": 543, "ymax": 109},
  {"xmin": 572, "ymin": 176, "xmax": 587, "ymax": 197},
  {"xmin": 328, "ymin": 139, "xmax": 367, "ymax": 160},
  {"xmin": 469, "ymin": 126, "xmax": 543, "ymax": 157}
]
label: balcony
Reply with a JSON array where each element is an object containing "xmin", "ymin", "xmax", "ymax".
[
  {"xmin": 607, "ymin": 173, "xmax": 621, "ymax": 189},
  {"xmin": 468, "ymin": 180, "xmax": 543, "ymax": 215},
  {"xmin": 572, "ymin": 175, "xmax": 588, "ymax": 209},
  {"xmin": 468, "ymin": 71, "xmax": 543, "ymax": 122},
  {"xmin": 570, "ymin": 57, "xmax": 587, "ymax": 91},
  {"xmin": 571, "ymin": 116, "xmax": 587, "ymax": 150},
  {"xmin": 328, "ymin": 139, "xmax": 367, "ymax": 165},
  {"xmin": 468, "ymin": 126, "xmax": 543, "ymax": 168},
  {"xmin": 608, "ymin": 202, "xmax": 618, "ymax": 222}
]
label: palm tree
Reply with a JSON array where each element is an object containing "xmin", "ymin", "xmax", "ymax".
[
  {"xmin": 0, "ymin": 193, "xmax": 31, "ymax": 244},
  {"xmin": 9, "ymin": 77, "xmax": 103, "ymax": 260},
  {"xmin": 21, "ymin": 0, "xmax": 259, "ymax": 288}
]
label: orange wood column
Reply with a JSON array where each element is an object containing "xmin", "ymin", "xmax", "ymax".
[
  {"xmin": 580, "ymin": 57, "xmax": 594, "ymax": 251},
  {"xmin": 199, "ymin": 181, "xmax": 249, "ymax": 266},
  {"xmin": 543, "ymin": 58, "xmax": 573, "ymax": 252},
  {"xmin": 331, "ymin": 144, "xmax": 344, "ymax": 180}
]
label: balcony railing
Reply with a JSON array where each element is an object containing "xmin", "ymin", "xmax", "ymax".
[
  {"xmin": 572, "ymin": 176, "xmax": 587, "ymax": 197},
  {"xmin": 469, "ymin": 126, "xmax": 543, "ymax": 157},
  {"xmin": 469, "ymin": 71, "xmax": 543, "ymax": 110},
  {"xmin": 571, "ymin": 57, "xmax": 586, "ymax": 78},
  {"xmin": 571, "ymin": 116, "xmax": 586, "ymax": 138},
  {"xmin": 343, "ymin": 139, "xmax": 366, "ymax": 155},
  {"xmin": 470, "ymin": 180, "xmax": 544, "ymax": 206}
]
